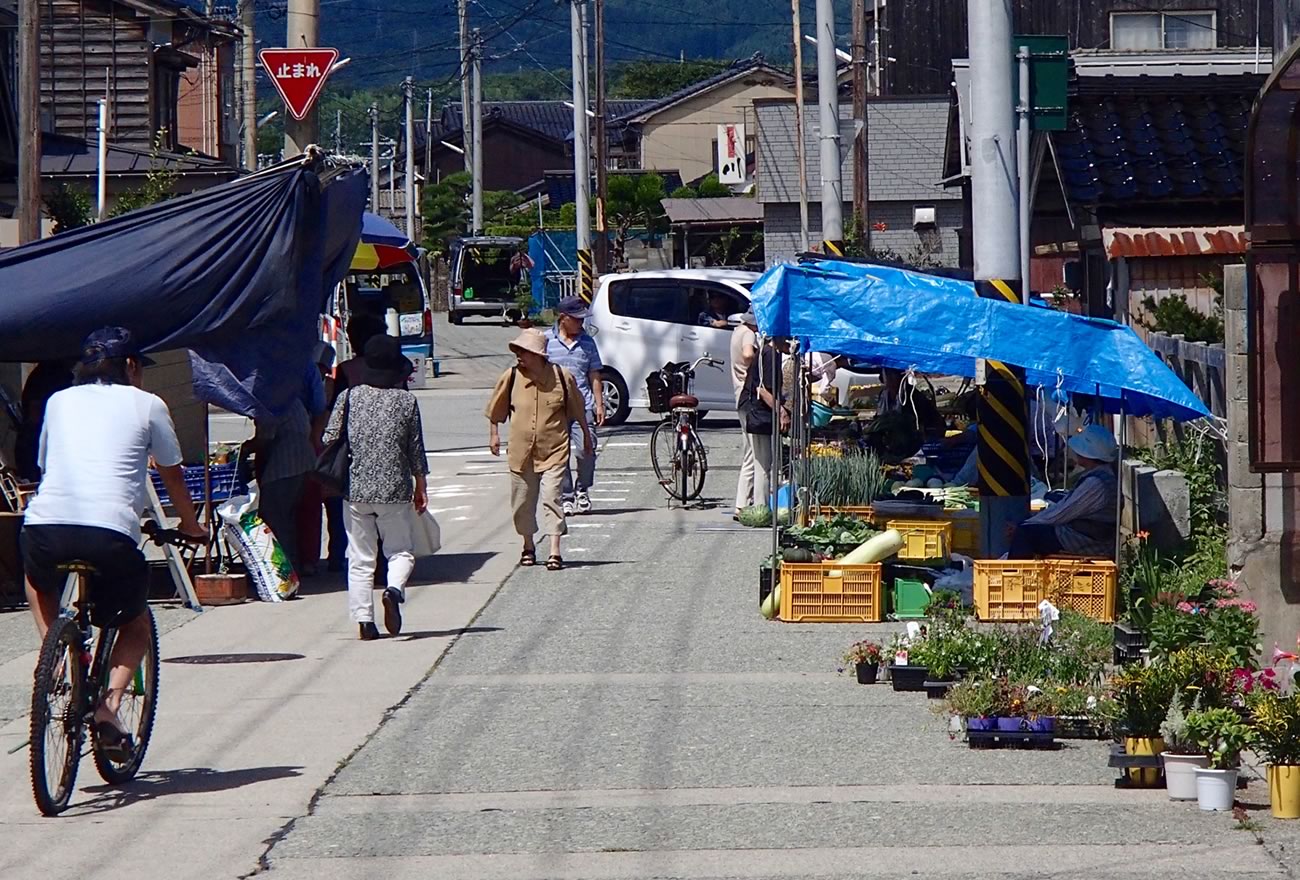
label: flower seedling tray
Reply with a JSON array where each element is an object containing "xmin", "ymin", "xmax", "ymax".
[
  {"xmin": 1112, "ymin": 622, "xmax": 1146, "ymax": 666},
  {"xmin": 1055, "ymin": 716, "xmax": 1108, "ymax": 740},
  {"xmin": 966, "ymin": 729, "xmax": 1059, "ymax": 750},
  {"xmin": 923, "ymin": 680, "xmax": 956, "ymax": 700},
  {"xmin": 889, "ymin": 664, "xmax": 930, "ymax": 692}
]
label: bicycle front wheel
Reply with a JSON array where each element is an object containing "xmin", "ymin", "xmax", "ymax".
[
  {"xmin": 92, "ymin": 608, "xmax": 159, "ymax": 785},
  {"xmin": 30, "ymin": 617, "xmax": 86, "ymax": 816},
  {"xmin": 650, "ymin": 420, "xmax": 677, "ymax": 487},
  {"xmin": 679, "ymin": 431, "xmax": 708, "ymax": 502}
]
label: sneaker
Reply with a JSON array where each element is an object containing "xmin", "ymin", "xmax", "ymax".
[
  {"xmin": 562, "ymin": 499, "xmax": 575, "ymax": 517},
  {"xmin": 358, "ymin": 622, "xmax": 381, "ymax": 641},
  {"xmin": 576, "ymin": 490, "xmax": 592, "ymax": 513},
  {"xmin": 382, "ymin": 588, "xmax": 403, "ymax": 636}
]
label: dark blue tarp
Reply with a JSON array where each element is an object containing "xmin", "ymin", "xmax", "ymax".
[
  {"xmin": 750, "ymin": 259, "xmax": 1211, "ymax": 422},
  {"xmin": 0, "ymin": 165, "xmax": 367, "ymax": 419}
]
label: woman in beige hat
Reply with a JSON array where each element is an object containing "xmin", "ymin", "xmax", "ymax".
[{"xmin": 485, "ymin": 328, "xmax": 593, "ymax": 570}]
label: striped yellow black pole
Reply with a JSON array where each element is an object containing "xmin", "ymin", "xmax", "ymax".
[
  {"xmin": 577, "ymin": 249, "xmax": 594, "ymax": 303},
  {"xmin": 975, "ymin": 278, "xmax": 1031, "ymax": 554},
  {"xmin": 822, "ymin": 240, "xmax": 845, "ymax": 258}
]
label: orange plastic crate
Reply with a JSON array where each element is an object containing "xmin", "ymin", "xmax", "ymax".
[
  {"xmin": 1046, "ymin": 559, "xmax": 1117, "ymax": 623},
  {"xmin": 885, "ymin": 520, "xmax": 952, "ymax": 562},
  {"xmin": 779, "ymin": 562, "xmax": 884, "ymax": 622},
  {"xmin": 819, "ymin": 505, "xmax": 875, "ymax": 521},
  {"xmin": 973, "ymin": 560, "xmax": 1048, "ymax": 621}
]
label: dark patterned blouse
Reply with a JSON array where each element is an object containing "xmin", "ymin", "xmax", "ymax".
[{"xmin": 323, "ymin": 386, "xmax": 428, "ymax": 504}]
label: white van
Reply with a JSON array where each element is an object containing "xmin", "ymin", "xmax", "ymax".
[{"xmin": 587, "ymin": 269, "xmax": 758, "ymax": 425}]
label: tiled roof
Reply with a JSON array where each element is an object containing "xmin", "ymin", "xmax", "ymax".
[
  {"xmin": 441, "ymin": 100, "xmax": 654, "ymax": 142},
  {"xmin": 1051, "ymin": 77, "xmax": 1262, "ymax": 207},
  {"xmin": 1103, "ymin": 226, "xmax": 1247, "ymax": 258},
  {"xmin": 41, "ymin": 134, "xmax": 233, "ymax": 177}
]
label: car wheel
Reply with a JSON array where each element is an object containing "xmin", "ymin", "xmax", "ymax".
[{"xmin": 601, "ymin": 369, "xmax": 630, "ymax": 426}]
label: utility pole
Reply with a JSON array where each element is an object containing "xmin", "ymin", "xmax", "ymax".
[
  {"xmin": 851, "ymin": 0, "xmax": 869, "ymax": 250},
  {"xmin": 470, "ymin": 30, "xmax": 484, "ymax": 234},
  {"xmin": 968, "ymin": 0, "xmax": 1029, "ymax": 558},
  {"xmin": 404, "ymin": 76, "xmax": 416, "ymax": 240},
  {"xmin": 424, "ymin": 87, "xmax": 433, "ymax": 188},
  {"xmin": 458, "ymin": 0, "xmax": 473, "ymax": 175},
  {"xmin": 17, "ymin": 0, "xmax": 40, "ymax": 243},
  {"xmin": 814, "ymin": 0, "xmax": 844, "ymax": 255},
  {"xmin": 370, "ymin": 102, "xmax": 380, "ymax": 211},
  {"xmin": 284, "ymin": 0, "xmax": 320, "ymax": 157},
  {"xmin": 791, "ymin": 0, "xmax": 810, "ymax": 252},
  {"xmin": 1276, "ymin": 0, "xmax": 1300, "ymax": 61},
  {"xmin": 571, "ymin": 0, "xmax": 593, "ymax": 299},
  {"xmin": 241, "ymin": 0, "xmax": 257, "ymax": 170},
  {"xmin": 593, "ymin": 0, "xmax": 609, "ymax": 273}
]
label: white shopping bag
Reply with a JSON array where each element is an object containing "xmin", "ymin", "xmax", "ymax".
[{"xmin": 409, "ymin": 508, "xmax": 441, "ymax": 557}]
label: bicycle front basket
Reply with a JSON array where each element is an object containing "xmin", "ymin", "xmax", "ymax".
[{"xmin": 645, "ymin": 372, "xmax": 670, "ymax": 414}]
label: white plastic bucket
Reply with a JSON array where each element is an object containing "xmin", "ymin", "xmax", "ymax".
[
  {"xmin": 1195, "ymin": 767, "xmax": 1239, "ymax": 812},
  {"xmin": 1162, "ymin": 753, "xmax": 1210, "ymax": 800}
]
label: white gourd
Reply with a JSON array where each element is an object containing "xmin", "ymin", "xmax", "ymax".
[{"xmin": 839, "ymin": 529, "xmax": 904, "ymax": 564}]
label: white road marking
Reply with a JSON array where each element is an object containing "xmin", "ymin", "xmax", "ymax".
[
  {"xmin": 604, "ymin": 442, "xmax": 647, "ymax": 448},
  {"xmin": 568, "ymin": 523, "xmax": 605, "ymax": 529},
  {"xmin": 430, "ymin": 505, "xmax": 471, "ymax": 514},
  {"xmin": 566, "ymin": 547, "xmax": 590, "ymax": 553},
  {"xmin": 451, "ymin": 516, "xmax": 472, "ymax": 521},
  {"xmin": 427, "ymin": 449, "xmax": 501, "ymax": 458}
]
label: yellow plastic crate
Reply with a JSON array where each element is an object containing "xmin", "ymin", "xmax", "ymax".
[
  {"xmin": 779, "ymin": 562, "xmax": 884, "ymax": 623},
  {"xmin": 973, "ymin": 560, "xmax": 1048, "ymax": 621},
  {"xmin": 1046, "ymin": 559, "xmax": 1118, "ymax": 623},
  {"xmin": 885, "ymin": 520, "xmax": 952, "ymax": 562},
  {"xmin": 939, "ymin": 509, "xmax": 981, "ymax": 556},
  {"xmin": 819, "ymin": 505, "xmax": 875, "ymax": 521}
]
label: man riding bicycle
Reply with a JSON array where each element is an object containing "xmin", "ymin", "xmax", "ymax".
[{"xmin": 22, "ymin": 327, "xmax": 205, "ymax": 759}]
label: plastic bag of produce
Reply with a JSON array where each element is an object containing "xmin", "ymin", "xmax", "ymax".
[{"xmin": 217, "ymin": 483, "xmax": 298, "ymax": 602}]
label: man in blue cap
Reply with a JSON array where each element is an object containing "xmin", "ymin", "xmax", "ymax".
[{"xmin": 546, "ymin": 296, "xmax": 605, "ymax": 515}]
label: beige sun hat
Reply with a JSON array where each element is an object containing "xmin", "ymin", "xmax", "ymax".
[{"xmin": 508, "ymin": 328, "xmax": 550, "ymax": 359}]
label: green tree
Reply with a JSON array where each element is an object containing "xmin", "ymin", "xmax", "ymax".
[
  {"xmin": 44, "ymin": 185, "xmax": 93, "ymax": 233},
  {"xmin": 606, "ymin": 173, "xmax": 669, "ymax": 265},
  {"xmin": 610, "ymin": 60, "xmax": 729, "ymax": 99},
  {"xmin": 109, "ymin": 132, "xmax": 181, "ymax": 217},
  {"xmin": 420, "ymin": 171, "xmax": 529, "ymax": 253}
]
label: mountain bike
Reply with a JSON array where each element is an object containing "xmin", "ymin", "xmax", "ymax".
[
  {"xmin": 647, "ymin": 355, "xmax": 723, "ymax": 503},
  {"xmin": 29, "ymin": 522, "xmax": 195, "ymax": 816}
]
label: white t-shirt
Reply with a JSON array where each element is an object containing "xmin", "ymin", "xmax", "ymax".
[{"xmin": 25, "ymin": 383, "xmax": 184, "ymax": 542}]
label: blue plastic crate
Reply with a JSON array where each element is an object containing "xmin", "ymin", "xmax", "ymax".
[{"xmin": 150, "ymin": 463, "xmax": 246, "ymax": 506}]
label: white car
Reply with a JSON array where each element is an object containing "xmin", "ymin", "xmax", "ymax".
[
  {"xmin": 588, "ymin": 269, "xmax": 882, "ymax": 425},
  {"xmin": 587, "ymin": 269, "xmax": 759, "ymax": 425}
]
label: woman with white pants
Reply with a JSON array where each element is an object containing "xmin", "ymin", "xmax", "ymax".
[{"xmin": 322, "ymin": 335, "xmax": 428, "ymax": 640}]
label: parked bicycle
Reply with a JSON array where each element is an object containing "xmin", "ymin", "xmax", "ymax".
[
  {"xmin": 646, "ymin": 355, "xmax": 723, "ymax": 503},
  {"xmin": 29, "ymin": 521, "xmax": 196, "ymax": 816}
]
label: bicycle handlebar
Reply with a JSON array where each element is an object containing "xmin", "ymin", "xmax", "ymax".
[{"xmin": 142, "ymin": 520, "xmax": 204, "ymax": 548}]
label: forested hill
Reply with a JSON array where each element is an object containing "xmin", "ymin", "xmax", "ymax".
[{"xmin": 257, "ymin": 0, "xmax": 849, "ymax": 88}]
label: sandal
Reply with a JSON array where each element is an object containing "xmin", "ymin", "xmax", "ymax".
[
  {"xmin": 93, "ymin": 720, "xmax": 135, "ymax": 763},
  {"xmin": 520, "ymin": 548, "xmax": 537, "ymax": 567},
  {"xmin": 545, "ymin": 555, "xmax": 564, "ymax": 571}
]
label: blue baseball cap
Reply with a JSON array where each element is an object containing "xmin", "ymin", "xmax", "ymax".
[
  {"xmin": 80, "ymin": 326, "xmax": 156, "ymax": 367},
  {"xmin": 556, "ymin": 296, "xmax": 592, "ymax": 319}
]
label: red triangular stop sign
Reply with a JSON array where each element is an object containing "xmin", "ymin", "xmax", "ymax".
[{"xmin": 259, "ymin": 48, "xmax": 339, "ymax": 121}]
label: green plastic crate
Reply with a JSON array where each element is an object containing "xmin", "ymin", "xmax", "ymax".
[{"xmin": 891, "ymin": 577, "xmax": 931, "ymax": 619}]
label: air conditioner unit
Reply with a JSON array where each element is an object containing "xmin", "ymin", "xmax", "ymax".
[{"xmin": 913, "ymin": 205, "xmax": 936, "ymax": 228}]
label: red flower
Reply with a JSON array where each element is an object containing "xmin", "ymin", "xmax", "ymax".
[{"xmin": 872, "ymin": 221, "xmax": 887, "ymax": 232}]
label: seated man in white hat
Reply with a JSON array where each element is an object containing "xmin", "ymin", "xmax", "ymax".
[{"xmin": 1007, "ymin": 424, "xmax": 1119, "ymax": 559}]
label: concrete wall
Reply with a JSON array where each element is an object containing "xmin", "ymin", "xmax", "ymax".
[
  {"xmin": 140, "ymin": 351, "xmax": 208, "ymax": 464},
  {"xmin": 1119, "ymin": 458, "xmax": 1191, "ymax": 551},
  {"xmin": 1224, "ymin": 263, "xmax": 1300, "ymax": 654},
  {"xmin": 762, "ymin": 201, "xmax": 963, "ymax": 266}
]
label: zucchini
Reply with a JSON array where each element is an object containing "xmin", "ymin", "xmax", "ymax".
[{"xmin": 839, "ymin": 529, "xmax": 904, "ymax": 565}]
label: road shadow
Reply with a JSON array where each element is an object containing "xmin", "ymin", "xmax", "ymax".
[
  {"xmin": 581, "ymin": 507, "xmax": 649, "ymax": 516},
  {"xmin": 71, "ymin": 765, "xmax": 304, "ymax": 814},
  {"xmin": 412, "ymin": 552, "xmax": 496, "ymax": 583},
  {"xmin": 563, "ymin": 560, "xmax": 627, "ymax": 569},
  {"xmin": 394, "ymin": 626, "xmax": 503, "ymax": 641}
]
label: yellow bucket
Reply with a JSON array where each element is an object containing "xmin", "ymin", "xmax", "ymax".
[
  {"xmin": 1270, "ymin": 765, "xmax": 1300, "ymax": 819},
  {"xmin": 1124, "ymin": 736, "xmax": 1165, "ymax": 788}
]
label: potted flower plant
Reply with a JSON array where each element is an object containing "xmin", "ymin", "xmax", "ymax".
[
  {"xmin": 994, "ymin": 680, "xmax": 1029, "ymax": 733},
  {"xmin": 1248, "ymin": 691, "xmax": 1300, "ymax": 819},
  {"xmin": 842, "ymin": 640, "xmax": 883, "ymax": 685},
  {"xmin": 1159, "ymin": 697, "xmax": 1210, "ymax": 801},
  {"xmin": 945, "ymin": 678, "xmax": 999, "ymax": 732},
  {"xmin": 1185, "ymin": 707, "xmax": 1254, "ymax": 812},
  {"xmin": 1024, "ymin": 687, "xmax": 1056, "ymax": 734},
  {"xmin": 888, "ymin": 628, "xmax": 931, "ymax": 693},
  {"xmin": 1107, "ymin": 664, "xmax": 1176, "ymax": 788}
]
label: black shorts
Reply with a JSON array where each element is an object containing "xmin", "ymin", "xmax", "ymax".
[{"xmin": 22, "ymin": 525, "xmax": 149, "ymax": 628}]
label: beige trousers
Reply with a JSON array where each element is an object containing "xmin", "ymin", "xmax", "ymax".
[{"xmin": 510, "ymin": 462, "xmax": 568, "ymax": 539}]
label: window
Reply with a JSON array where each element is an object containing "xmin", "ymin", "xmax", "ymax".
[
  {"xmin": 1111, "ymin": 11, "xmax": 1216, "ymax": 50},
  {"xmin": 608, "ymin": 279, "xmax": 691, "ymax": 324},
  {"xmin": 688, "ymin": 284, "xmax": 746, "ymax": 327}
]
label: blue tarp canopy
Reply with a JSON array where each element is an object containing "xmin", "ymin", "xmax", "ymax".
[
  {"xmin": 360, "ymin": 211, "xmax": 411, "ymax": 248},
  {"xmin": 750, "ymin": 259, "xmax": 1211, "ymax": 422},
  {"xmin": 0, "ymin": 164, "xmax": 367, "ymax": 419}
]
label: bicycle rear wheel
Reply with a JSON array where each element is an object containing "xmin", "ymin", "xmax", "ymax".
[
  {"xmin": 92, "ymin": 608, "xmax": 159, "ymax": 785},
  {"xmin": 30, "ymin": 617, "xmax": 86, "ymax": 816},
  {"xmin": 650, "ymin": 420, "xmax": 677, "ymax": 488},
  {"xmin": 679, "ymin": 431, "xmax": 708, "ymax": 502}
]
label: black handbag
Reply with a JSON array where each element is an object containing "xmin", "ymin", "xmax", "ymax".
[{"xmin": 314, "ymin": 390, "xmax": 351, "ymax": 494}]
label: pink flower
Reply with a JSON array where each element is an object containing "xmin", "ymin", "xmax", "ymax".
[
  {"xmin": 1214, "ymin": 598, "xmax": 1258, "ymax": 614},
  {"xmin": 1176, "ymin": 601, "xmax": 1195, "ymax": 613}
]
